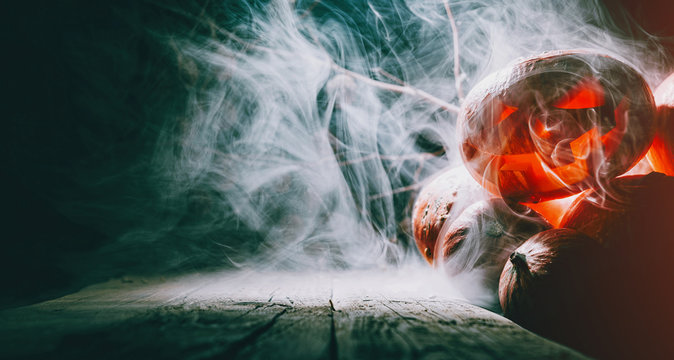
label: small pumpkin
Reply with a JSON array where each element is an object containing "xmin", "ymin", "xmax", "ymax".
[
  {"xmin": 459, "ymin": 50, "xmax": 656, "ymax": 203},
  {"xmin": 498, "ymin": 228, "xmax": 608, "ymax": 356},
  {"xmin": 438, "ymin": 198, "xmax": 550, "ymax": 293},
  {"xmin": 412, "ymin": 167, "xmax": 482, "ymax": 264},
  {"xmin": 646, "ymin": 73, "xmax": 674, "ymax": 175}
]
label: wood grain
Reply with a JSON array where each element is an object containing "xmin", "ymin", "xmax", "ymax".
[{"xmin": 0, "ymin": 270, "xmax": 588, "ymax": 359}]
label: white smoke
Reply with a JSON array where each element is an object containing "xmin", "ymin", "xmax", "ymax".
[{"xmin": 49, "ymin": 0, "xmax": 671, "ymax": 298}]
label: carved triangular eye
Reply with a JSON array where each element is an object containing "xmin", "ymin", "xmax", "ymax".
[
  {"xmin": 553, "ymin": 77, "xmax": 605, "ymax": 109},
  {"xmin": 496, "ymin": 103, "xmax": 518, "ymax": 124}
]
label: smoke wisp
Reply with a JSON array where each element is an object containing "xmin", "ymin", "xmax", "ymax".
[{"xmin": 16, "ymin": 0, "xmax": 672, "ymax": 303}]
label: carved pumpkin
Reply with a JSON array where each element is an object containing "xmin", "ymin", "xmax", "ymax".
[
  {"xmin": 412, "ymin": 167, "xmax": 482, "ymax": 264},
  {"xmin": 646, "ymin": 73, "xmax": 674, "ymax": 175},
  {"xmin": 459, "ymin": 50, "xmax": 656, "ymax": 203}
]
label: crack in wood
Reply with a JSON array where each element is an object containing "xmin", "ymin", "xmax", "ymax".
[
  {"xmin": 217, "ymin": 306, "xmax": 288, "ymax": 359},
  {"xmin": 267, "ymin": 287, "xmax": 280, "ymax": 302},
  {"xmin": 413, "ymin": 300, "xmax": 459, "ymax": 325},
  {"xmin": 227, "ymin": 302, "xmax": 293, "ymax": 323},
  {"xmin": 329, "ymin": 284, "xmax": 338, "ymax": 360},
  {"xmin": 379, "ymin": 301, "xmax": 419, "ymax": 324},
  {"xmin": 226, "ymin": 302, "xmax": 271, "ymax": 322},
  {"xmin": 329, "ymin": 305, "xmax": 338, "ymax": 360}
]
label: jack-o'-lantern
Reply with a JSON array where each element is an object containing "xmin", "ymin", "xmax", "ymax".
[
  {"xmin": 646, "ymin": 72, "xmax": 674, "ymax": 175},
  {"xmin": 459, "ymin": 50, "xmax": 656, "ymax": 203}
]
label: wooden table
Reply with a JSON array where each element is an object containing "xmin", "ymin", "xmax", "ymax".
[{"xmin": 0, "ymin": 268, "xmax": 588, "ymax": 359}]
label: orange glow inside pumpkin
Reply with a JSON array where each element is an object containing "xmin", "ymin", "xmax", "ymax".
[
  {"xmin": 525, "ymin": 193, "xmax": 583, "ymax": 228},
  {"xmin": 553, "ymin": 77, "xmax": 605, "ymax": 109},
  {"xmin": 526, "ymin": 157, "xmax": 652, "ymax": 227},
  {"xmin": 532, "ymin": 119, "xmax": 552, "ymax": 139},
  {"xmin": 498, "ymin": 104, "xmax": 519, "ymax": 124},
  {"xmin": 474, "ymin": 90, "xmax": 628, "ymax": 202},
  {"xmin": 648, "ymin": 134, "xmax": 674, "ymax": 175},
  {"xmin": 490, "ymin": 127, "xmax": 594, "ymax": 198}
]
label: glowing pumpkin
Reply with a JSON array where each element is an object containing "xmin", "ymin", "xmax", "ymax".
[
  {"xmin": 459, "ymin": 50, "xmax": 656, "ymax": 203},
  {"xmin": 646, "ymin": 72, "xmax": 674, "ymax": 175}
]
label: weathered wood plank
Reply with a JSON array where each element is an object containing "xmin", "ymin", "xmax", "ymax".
[
  {"xmin": 330, "ymin": 270, "xmax": 587, "ymax": 360},
  {"xmin": 0, "ymin": 270, "xmax": 588, "ymax": 359}
]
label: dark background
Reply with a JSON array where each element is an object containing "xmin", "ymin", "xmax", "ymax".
[{"xmin": 3, "ymin": 0, "xmax": 674, "ymax": 309}]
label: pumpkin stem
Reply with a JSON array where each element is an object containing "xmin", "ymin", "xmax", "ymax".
[{"xmin": 509, "ymin": 252, "xmax": 531, "ymax": 276}]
